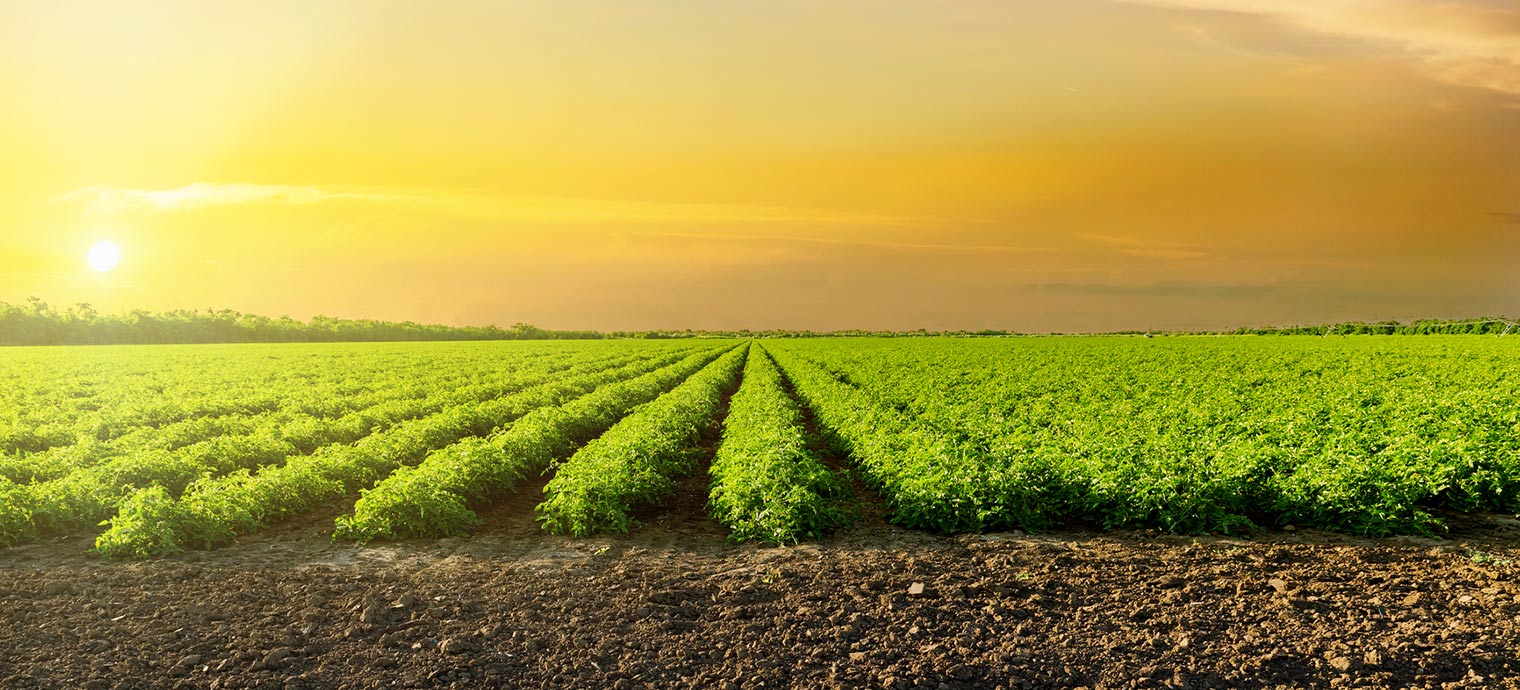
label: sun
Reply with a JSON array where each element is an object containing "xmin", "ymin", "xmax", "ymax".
[{"xmin": 86, "ymin": 241, "xmax": 122, "ymax": 272}]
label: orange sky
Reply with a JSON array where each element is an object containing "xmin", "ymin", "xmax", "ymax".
[{"xmin": 2, "ymin": 0, "xmax": 1518, "ymax": 331}]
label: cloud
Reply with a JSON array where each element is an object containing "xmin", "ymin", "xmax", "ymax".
[
  {"xmin": 1032, "ymin": 280, "xmax": 1278, "ymax": 298},
  {"xmin": 50, "ymin": 183, "xmax": 407, "ymax": 213},
  {"xmin": 50, "ymin": 182, "xmax": 948, "ymax": 229},
  {"xmin": 631, "ymin": 230, "xmax": 1057, "ymax": 255},
  {"xmin": 1116, "ymin": 0, "xmax": 1520, "ymax": 96},
  {"xmin": 1076, "ymin": 232, "xmax": 1211, "ymax": 260}
]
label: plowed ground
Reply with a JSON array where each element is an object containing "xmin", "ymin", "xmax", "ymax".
[{"xmin": 3, "ymin": 478, "xmax": 1518, "ymax": 690}]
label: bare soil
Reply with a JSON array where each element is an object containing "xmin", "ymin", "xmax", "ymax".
[{"xmin": 3, "ymin": 486, "xmax": 1519, "ymax": 690}]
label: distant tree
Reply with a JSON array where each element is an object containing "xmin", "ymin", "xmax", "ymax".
[{"xmin": 0, "ymin": 300, "xmax": 609, "ymax": 346}]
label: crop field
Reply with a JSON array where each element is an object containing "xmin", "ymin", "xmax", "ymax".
[
  {"xmin": 4, "ymin": 336, "xmax": 1520, "ymax": 689},
  {"xmin": 2, "ymin": 336, "xmax": 1517, "ymax": 557}
]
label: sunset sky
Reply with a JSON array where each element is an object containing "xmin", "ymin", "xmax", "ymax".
[{"xmin": 2, "ymin": 0, "xmax": 1518, "ymax": 331}]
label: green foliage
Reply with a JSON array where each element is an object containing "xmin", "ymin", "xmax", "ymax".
[
  {"xmin": 0, "ymin": 344, "xmax": 659, "ymax": 546},
  {"xmin": 708, "ymin": 346, "xmax": 853, "ymax": 543},
  {"xmin": 767, "ymin": 346, "xmax": 1055, "ymax": 533},
  {"xmin": 12, "ymin": 335, "xmax": 1520, "ymax": 560},
  {"xmin": 330, "ymin": 345, "xmax": 735, "ymax": 541},
  {"xmin": 536, "ymin": 345, "xmax": 749, "ymax": 537},
  {"xmin": 0, "ymin": 476, "xmax": 38, "ymax": 546},
  {"xmin": 767, "ymin": 336, "xmax": 1520, "ymax": 536},
  {"xmin": 1466, "ymin": 549, "xmax": 1514, "ymax": 567},
  {"xmin": 92, "ymin": 486, "xmax": 192, "ymax": 559},
  {"xmin": 90, "ymin": 343, "xmax": 717, "ymax": 557}
]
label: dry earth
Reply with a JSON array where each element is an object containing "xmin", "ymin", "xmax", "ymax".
[{"xmin": 3, "ymin": 476, "xmax": 1519, "ymax": 690}]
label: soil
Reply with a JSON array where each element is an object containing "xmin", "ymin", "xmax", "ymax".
[{"xmin": 3, "ymin": 487, "xmax": 1519, "ymax": 690}]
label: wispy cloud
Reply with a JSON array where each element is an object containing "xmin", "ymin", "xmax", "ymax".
[
  {"xmin": 49, "ymin": 182, "xmax": 950, "ymax": 229},
  {"xmin": 1116, "ymin": 0, "xmax": 1520, "ymax": 96},
  {"xmin": 1031, "ymin": 280, "xmax": 1278, "ymax": 298},
  {"xmin": 50, "ymin": 183, "xmax": 408, "ymax": 213},
  {"xmin": 632, "ymin": 230, "xmax": 1057, "ymax": 255},
  {"xmin": 1076, "ymin": 232, "xmax": 1211, "ymax": 260}
]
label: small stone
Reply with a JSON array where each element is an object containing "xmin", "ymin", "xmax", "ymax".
[
  {"xmin": 174, "ymin": 654, "xmax": 202, "ymax": 669},
  {"xmin": 633, "ymin": 607, "xmax": 651, "ymax": 620},
  {"xmin": 1458, "ymin": 595, "xmax": 1475, "ymax": 605},
  {"xmin": 1402, "ymin": 592, "xmax": 1422, "ymax": 606},
  {"xmin": 1267, "ymin": 578, "xmax": 1290, "ymax": 594},
  {"xmin": 360, "ymin": 606, "xmax": 384, "ymax": 624},
  {"xmin": 1328, "ymin": 657, "xmax": 1352, "ymax": 672},
  {"xmin": 440, "ymin": 638, "xmax": 472, "ymax": 655},
  {"xmin": 848, "ymin": 652, "xmax": 867, "ymax": 662},
  {"xmin": 264, "ymin": 647, "xmax": 293, "ymax": 666},
  {"xmin": 907, "ymin": 582, "xmax": 926, "ymax": 597},
  {"xmin": 374, "ymin": 657, "xmax": 397, "ymax": 668},
  {"xmin": 1363, "ymin": 650, "xmax": 1383, "ymax": 666}
]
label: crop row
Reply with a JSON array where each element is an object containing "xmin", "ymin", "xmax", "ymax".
[
  {"xmin": 765, "ymin": 345, "xmax": 1039, "ymax": 533},
  {"xmin": 0, "ymin": 347, "xmax": 657, "ymax": 546},
  {"xmin": 707, "ymin": 345, "xmax": 853, "ymax": 543},
  {"xmin": 535, "ymin": 344, "xmax": 749, "ymax": 536},
  {"xmin": 771, "ymin": 337, "xmax": 1520, "ymax": 535},
  {"xmin": 94, "ymin": 345, "xmax": 717, "ymax": 557},
  {"xmin": 1, "ymin": 369, "xmax": 461, "ymax": 484},
  {"xmin": 334, "ymin": 344, "xmax": 740, "ymax": 542},
  {"xmin": 0, "ymin": 343, "xmax": 568, "ymax": 457}
]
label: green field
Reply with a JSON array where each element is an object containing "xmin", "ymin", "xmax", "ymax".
[{"xmin": 2, "ymin": 336, "xmax": 1517, "ymax": 558}]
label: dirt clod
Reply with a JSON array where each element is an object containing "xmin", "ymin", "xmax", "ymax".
[{"xmin": 359, "ymin": 605, "xmax": 385, "ymax": 624}]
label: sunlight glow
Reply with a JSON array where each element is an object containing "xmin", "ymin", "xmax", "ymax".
[{"xmin": 86, "ymin": 241, "xmax": 121, "ymax": 272}]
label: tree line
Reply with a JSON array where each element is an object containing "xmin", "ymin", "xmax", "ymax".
[
  {"xmin": 1228, "ymin": 318, "xmax": 1518, "ymax": 336},
  {"xmin": 0, "ymin": 299, "xmax": 603, "ymax": 346},
  {"xmin": 3, "ymin": 298, "xmax": 1515, "ymax": 345}
]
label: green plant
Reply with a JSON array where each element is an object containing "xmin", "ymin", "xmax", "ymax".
[
  {"xmin": 537, "ymin": 345, "xmax": 748, "ymax": 536},
  {"xmin": 708, "ymin": 345, "xmax": 854, "ymax": 544}
]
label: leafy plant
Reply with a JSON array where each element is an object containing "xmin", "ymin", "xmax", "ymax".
[
  {"xmin": 708, "ymin": 345, "xmax": 854, "ymax": 544},
  {"xmin": 536, "ymin": 345, "xmax": 749, "ymax": 536}
]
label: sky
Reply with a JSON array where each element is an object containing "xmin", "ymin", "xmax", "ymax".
[{"xmin": 2, "ymin": 0, "xmax": 1518, "ymax": 332}]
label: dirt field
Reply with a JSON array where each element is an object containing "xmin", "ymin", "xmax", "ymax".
[{"xmin": 3, "ymin": 479, "xmax": 1518, "ymax": 690}]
